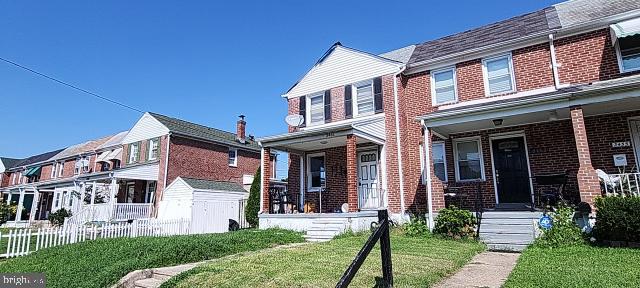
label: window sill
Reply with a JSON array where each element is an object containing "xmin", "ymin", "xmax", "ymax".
[
  {"xmin": 433, "ymin": 100, "xmax": 458, "ymax": 107},
  {"xmin": 228, "ymin": 164, "xmax": 238, "ymax": 168}
]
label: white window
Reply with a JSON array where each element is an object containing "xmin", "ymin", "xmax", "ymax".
[
  {"xmin": 54, "ymin": 192, "xmax": 60, "ymax": 208},
  {"xmin": 228, "ymin": 148, "xmax": 238, "ymax": 167},
  {"xmin": 307, "ymin": 93, "xmax": 325, "ymax": 126},
  {"xmin": 433, "ymin": 142, "xmax": 447, "ymax": 182},
  {"xmin": 307, "ymin": 153, "xmax": 325, "ymax": 191},
  {"xmin": 75, "ymin": 156, "xmax": 90, "ymax": 175},
  {"xmin": 11, "ymin": 173, "xmax": 16, "ymax": 185},
  {"xmin": 57, "ymin": 161, "xmax": 64, "ymax": 177},
  {"xmin": 453, "ymin": 138, "xmax": 485, "ymax": 181},
  {"xmin": 353, "ymin": 79, "xmax": 374, "ymax": 116},
  {"xmin": 18, "ymin": 172, "xmax": 23, "ymax": 184},
  {"xmin": 431, "ymin": 67, "xmax": 457, "ymax": 105},
  {"xmin": 482, "ymin": 53, "xmax": 516, "ymax": 95},
  {"xmin": 128, "ymin": 143, "xmax": 139, "ymax": 163},
  {"xmin": 50, "ymin": 163, "xmax": 57, "ymax": 179},
  {"xmin": 148, "ymin": 139, "xmax": 159, "ymax": 160},
  {"xmin": 616, "ymin": 34, "xmax": 640, "ymax": 73}
]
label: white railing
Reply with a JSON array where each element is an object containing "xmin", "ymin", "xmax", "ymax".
[
  {"xmin": 112, "ymin": 203, "xmax": 153, "ymax": 220},
  {"xmin": 600, "ymin": 172, "xmax": 640, "ymax": 197},
  {"xmin": 0, "ymin": 218, "xmax": 190, "ymax": 258},
  {"xmin": 359, "ymin": 187, "xmax": 385, "ymax": 210},
  {"xmin": 65, "ymin": 204, "xmax": 112, "ymax": 226}
]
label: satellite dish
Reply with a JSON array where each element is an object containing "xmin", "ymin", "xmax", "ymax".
[{"xmin": 285, "ymin": 114, "xmax": 304, "ymax": 127}]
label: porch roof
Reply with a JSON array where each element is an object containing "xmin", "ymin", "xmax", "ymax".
[
  {"xmin": 418, "ymin": 75, "xmax": 640, "ymax": 136},
  {"xmin": 258, "ymin": 116, "xmax": 386, "ymax": 152}
]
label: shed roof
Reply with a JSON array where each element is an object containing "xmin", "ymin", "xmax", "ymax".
[{"xmin": 181, "ymin": 177, "xmax": 247, "ymax": 192}]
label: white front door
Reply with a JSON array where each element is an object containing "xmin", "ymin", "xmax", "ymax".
[{"xmin": 358, "ymin": 151, "xmax": 379, "ymax": 209}]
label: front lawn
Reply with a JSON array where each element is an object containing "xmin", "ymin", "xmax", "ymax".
[
  {"xmin": 505, "ymin": 245, "xmax": 640, "ymax": 287},
  {"xmin": 165, "ymin": 231, "xmax": 485, "ymax": 287},
  {"xmin": 0, "ymin": 228, "xmax": 303, "ymax": 288}
]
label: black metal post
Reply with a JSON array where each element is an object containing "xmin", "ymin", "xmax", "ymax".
[
  {"xmin": 379, "ymin": 210, "xmax": 393, "ymax": 287},
  {"xmin": 474, "ymin": 182, "xmax": 483, "ymax": 240}
]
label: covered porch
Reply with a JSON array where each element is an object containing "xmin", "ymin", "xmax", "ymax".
[
  {"xmin": 258, "ymin": 117, "xmax": 388, "ymax": 231},
  {"xmin": 420, "ymin": 76, "xmax": 640, "ymax": 215}
]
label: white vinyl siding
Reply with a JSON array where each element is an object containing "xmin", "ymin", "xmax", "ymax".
[
  {"xmin": 307, "ymin": 93, "xmax": 325, "ymax": 126},
  {"xmin": 453, "ymin": 138, "xmax": 484, "ymax": 181},
  {"xmin": 284, "ymin": 46, "xmax": 402, "ymax": 98},
  {"xmin": 431, "ymin": 67, "xmax": 457, "ymax": 105},
  {"xmin": 482, "ymin": 53, "xmax": 516, "ymax": 95},
  {"xmin": 616, "ymin": 34, "xmax": 640, "ymax": 73},
  {"xmin": 354, "ymin": 79, "xmax": 374, "ymax": 116},
  {"xmin": 122, "ymin": 113, "xmax": 170, "ymax": 144}
]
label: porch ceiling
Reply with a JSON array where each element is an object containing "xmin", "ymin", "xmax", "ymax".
[
  {"xmin": 268, "ymin": 134, "xmax": 376, "ymax": 153},
  {"xmin": 426, "ymin": 84, "xmax": 640, "ymax": 137}
]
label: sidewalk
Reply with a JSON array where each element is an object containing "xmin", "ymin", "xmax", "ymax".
[{"xmin": 432, "ymin": 251, "xmax": 520, "ymax": 288}]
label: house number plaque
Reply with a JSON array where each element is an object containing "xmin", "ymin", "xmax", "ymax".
[{"xmin": 611, "ymin": 141, "xmax": 631, "ymax": 148}]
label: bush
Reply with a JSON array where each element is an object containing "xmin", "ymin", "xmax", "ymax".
[
  {"xmin": 535, "ymin": 203, "xmax": 585, "ymax": 248},
  {"xmin": 593, "ymin": 196, "xmax": 640, "ymax": 243},
  {"xmin": 434, "ymin": 206, "xmax": 476, "ymax": 239},
  {"xmin": 245, "ymin": 167, "xmax": 261, "ymax": 227},
  {"xmin": 403, "ymin": 214, "xmax": 430, "ymax": 237},
  {"xmin": 48, "ymin": 208, "xmax": 71, "ymax": 227},
  {"xmin": 0, "ymin": 202, "xmax": 17, "ymax": 224}
]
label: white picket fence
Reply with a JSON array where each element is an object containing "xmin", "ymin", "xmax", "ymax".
[{"xmin": 0, "ymin": 218, "xmax": 190, "ymax": 258}]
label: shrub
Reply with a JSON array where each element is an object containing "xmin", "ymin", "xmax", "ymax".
[
  {"xmin": 403, "ymin": 214, "xmax": 430, "ymax": 237},
  {"xmin": 434, "ymin": 206, "xmax": 476, "ymax": 239},
  {"xmin": 593, "ymin": 196, "xmax": 640, "ymax": 243},
  {"xmin": 0, "ymin": 202, "xmax": 17, "ymax": 225},
  {"xmin": 245, "ymin": 167, "xmax": 261, "ymax": 227},
  {"xmin": 535, "ymin": 204, "xmax": 585, "ymax": 248},
  {"xmin": 48, "ymin": 208, "xmax": 71, "ymax": 227}
]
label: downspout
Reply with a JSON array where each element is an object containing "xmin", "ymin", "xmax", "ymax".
[
  {"xmin": 392, "ymin": 65, "xmax": 407, "ymax": 216},
  {"xmin": 162, "ymin": 133, "xmax": 171, "ymax": 190},
  {"xmin": 259, "ymin": 142, "xmax": 265, "ymax": 214},
  {"xmin": 548, "ymin": 34, "xmax": 561, "ymax": 89}
]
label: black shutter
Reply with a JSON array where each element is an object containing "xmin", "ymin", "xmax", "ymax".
[
  {"xmin": 324, "ymin": 90, "xmax": 331, "ymax": 123},
  {"xmin": 298, "ymin": 97, "xmax": 306, "ymax": 127},
  {"xmin": 374, "ymin": 77, "xmax": 383, "ymax": 113},
  {"xmin": 344, "ymin": 85, "xmax": 353, "ymax": 119}
]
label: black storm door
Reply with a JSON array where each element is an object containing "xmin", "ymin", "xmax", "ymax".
[{"xmin": 492, "ymin": 137, "xmax": 531, "ymax": 203}]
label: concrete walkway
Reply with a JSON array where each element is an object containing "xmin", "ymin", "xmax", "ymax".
[{"xmin": 432, "ymin": 251, "xmax": 520, "ymax": 288}]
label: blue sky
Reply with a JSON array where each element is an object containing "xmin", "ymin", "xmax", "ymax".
[{"xmin": 0, "ymin": 0, "xmax": 559, "ymax": 175}]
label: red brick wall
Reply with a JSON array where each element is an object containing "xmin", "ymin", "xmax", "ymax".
[
  {"xmin": 287, "ymin": 155, "xmax": 300, "ymax": 200},
  {"xmin": 299, "ymin": 146, "xmax": 349, "ymax": 213},
  {"xmin": 513, "ymin": 43, "xmax": 555, "ymax": 91},
  {"xmin": 287, "ymin": 97, "xmax": 300, "ymax": 133},
  {"xmin": 40, "ymin": 164, "xmax": 53, "ymax": 181},
  {"xmin": 555, "ymin": 28, "xmax": 622, "ymax": 84},
  {"xmin": 456, "ymin": 59, "xmax": 485, "ymax": 102},
  {"xmin": 383, "ymin": 74, "xmax": 404, "ymax": 213},
  {"xmin": 586, "ymin": 111, "xmax": 640, "ymax": 173},
  {"xmin": 166, "ymin": 136, "xmax": 260, "ymax": 188},
  {"xmin": 330, "ymin": 86, "xmax": 346, "ymax": 122}
]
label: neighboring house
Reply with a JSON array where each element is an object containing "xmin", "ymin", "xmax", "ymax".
[
  {"xmin": 258, "ymin": 0, "xmax": 640, "ymax": 238},
  {"xmin": 0, "ymin": 112, "xmax": 267, "ymax": 228}
]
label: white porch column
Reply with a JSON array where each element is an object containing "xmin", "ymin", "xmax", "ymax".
[
  {"xmin": 259, "ymin": 147, "xmax": 265, "ymax": 213},
  {"xmin": 80, "ymin": 181, "xmax": 86, "ymax": 208},
  {"xmin": 90, "ymin": 181, "xmax": 97, "ymax": 205},
  {"xmin": 422, "ymin": 124, "xmax": 435, "ymax": 231},
  {"xmin": 110, "ymin": 177, "xmax": 118, "ymax": 219},
  {"xmin": 29, "ymin": 188, "xmax": 40, "ymax": 223},
  {"xmin": 15, "ymin": 188, "xmax": 25, "ymax": 221}
]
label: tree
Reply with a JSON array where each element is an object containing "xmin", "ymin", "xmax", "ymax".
[{"xmin": 245, "ymin": 167, "xmax": 261, "ymax": 227}]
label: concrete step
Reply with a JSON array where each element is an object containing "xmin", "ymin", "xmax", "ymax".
[
  {"xmin": 310, "ymin": 219, "xmax": 348, "ymax": 224},
  {"xmin": 479, "ymin": 233, "xmax": 534, "ymax": 244},
  {"xmin": 481, "ymin": 212, "xmax": 542, "ymax": 219},
  {"xmin": 134, "ymin": 278, "xmax": 163, "ymax": 288},
  {"xmin": 479, "ymin": 226, "xmax": 534, "ymax": 235},
  {"xmin": 487, "ymin": 243, "xmax": 528, "ymax": 252},
  {"xmin": 151, "ymin": 273, "xmax": 171, "ymax": 281},
  {"xmin": 480, "ymin": 218, "xmax": 537, "ymax": 225}
]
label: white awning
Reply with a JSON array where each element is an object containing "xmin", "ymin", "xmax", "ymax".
[
  {"xmin": 96, "ymin": 151, "xmax": 110, "ymax": 162},
  {"xmin": 106, "ymin": 148, "xmax": 123, "ymax": 161},
  {"xmin": 611, "ymin": 18, "xmax": 640, "ymax": 44}
]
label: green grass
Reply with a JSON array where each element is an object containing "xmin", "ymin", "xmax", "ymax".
[
  {"xmin": 165, "ymin": 230, "xmax": 485, "ymax": 288},
  {"xmin": 0, "ymin": 228, "xmax": 303, "ymax": 288},
  {"xmin": 505, "ymin": 244, "xmax": 640, "ymax": 288}
]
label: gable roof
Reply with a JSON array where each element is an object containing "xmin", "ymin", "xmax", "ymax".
[
  {"xmin": 50, "ymin": 134, "xmax": 115, "ymax": 161},
  {"xmin": 11, "ymin": 149, "xmax": 66, "ymax": 169},
  {"xmin": 379, "ymin": 45, "xmax": 416, "ymax": 64},
  {"xmin": 181, "ymin": 177, "xmax": 247, "ymax": 192},
  {"xmin": 283, "ymin": 43, "xmax": 404, "ymax": 99},
  {"xmin": 0, "ymin": 158, "xmax": 21, "ymax": 170},
  {"xmin": 408, "ymin": 0, "xmax": 640, "ymax": 67},
  {"xmin": 148, "ymin": 112, "xmax": 260, "ymax": 151}
]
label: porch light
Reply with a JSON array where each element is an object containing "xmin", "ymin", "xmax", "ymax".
[{"xmin": 492, "ymin": 119, "xmax": 504, "ymax": 126}]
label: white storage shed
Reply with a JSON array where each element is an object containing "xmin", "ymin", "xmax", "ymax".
[{"xmin": 158, "ymin": 177, "xmax": 249, "ymax": 233}]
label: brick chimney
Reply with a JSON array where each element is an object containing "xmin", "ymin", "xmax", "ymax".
[{"xmin": 237, "ymin": 115, "xmax": 246, "ymax": 143}]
